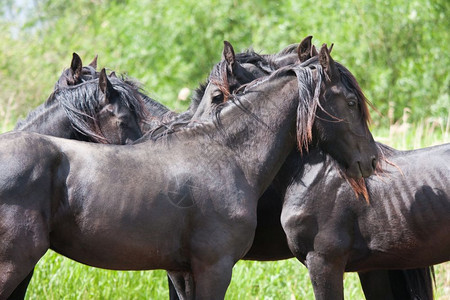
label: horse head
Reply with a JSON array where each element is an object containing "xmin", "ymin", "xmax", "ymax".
[
  {"xmin": 95, "ymin": 68, "xmax": 144, "ymax": 144},
  {"xmin": 303, "ymin": 44, "xmax": 378, "ymax": 178},
  {"xmin": 193, "ymin": 38, "xmax": 378, "ymax": 180},
  {"xmin": 191, "ymin": 41, "xmax": 270, "ymax": 121},
  {"xmin": 48, "ymin": 54, "xmax": 146, "ymax": 144}
]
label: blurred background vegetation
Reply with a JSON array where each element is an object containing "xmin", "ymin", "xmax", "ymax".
[
  {"xmin": 0, "ymin": 0, "xmax": 448, "ymax": 132},
  {"xmin": 0, "ymin": 0, "xmax": 449, "ymax": 299}
]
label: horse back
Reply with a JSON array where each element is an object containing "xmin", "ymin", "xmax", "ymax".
[{"xmin": 350, "ymin": 143, "xmax": 450, "ymax": 269}]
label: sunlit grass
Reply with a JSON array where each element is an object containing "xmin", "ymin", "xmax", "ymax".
[
  {"xmin": 25, "ymin": 252, "xmax": 450, "ymax": 299},
  {"xmin": 372, "ymin": 106, "xmax": 449, "ymax": 150},
  {"xmin": 29, "ymin": 252, "xmax": 361, "ymax": 299}
]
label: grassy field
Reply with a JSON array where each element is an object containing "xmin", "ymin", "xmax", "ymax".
[{"xmin": 19, "ymin": 121, "xmax": 449, "ymax": 299}]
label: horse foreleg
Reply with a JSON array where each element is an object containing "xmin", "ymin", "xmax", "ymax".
[
  {"xmin": 305, "ymin": 252, "xmax": 346, "ymax": 300},
  {"xmin": 190, "ymin": 256, "xmax": 234, "ymax": 300},
  {"xmin": 0, "ymin": 248, "xmax": 44, "ymax": 299},
  {"xmin": 6, "ymin": 269, "xmax": 34, "ymax": 300},
  {"xmin": 0, "ymin": 209, "xmax": 49, "ymax": 299},
  {"xmin": 167, "ymin": 271, "xmax": 194, "ymax": 300}
]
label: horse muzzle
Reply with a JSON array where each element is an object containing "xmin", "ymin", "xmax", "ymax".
[{"xmin": 346, "ymin": 154, "xmax": 378, "ymax": 179}]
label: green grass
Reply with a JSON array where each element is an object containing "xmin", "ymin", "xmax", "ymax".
[{"xmin": 25, "ymin": 252, "xmax": 450, "ymax": 299}]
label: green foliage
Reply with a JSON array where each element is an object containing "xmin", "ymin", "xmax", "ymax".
[
  {"xmin": 0, "ymin": 1, "xmax": 449, "ymax": 297},
  {"xmin": 0, "ymin": 0, "xmax": 448, "ymax": 125}
]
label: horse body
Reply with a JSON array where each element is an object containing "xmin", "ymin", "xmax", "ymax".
[
  {"xmin": 47, "ymin": 137, "xmax": 252, "ymax": 271},
  {"xmin": 280, "ymin": 143, "xmax": 449, "ymax": 299},
  {"xmin": 0, "ymin": 68, "xmax": 312, "ymax": 299},
  {"xmin": 182, "ymin": 38, "xmax": 436, "ymax": 300},
  {"xmin": 347, "ymin": 144, "xmax": 450, "ymax": 270}
]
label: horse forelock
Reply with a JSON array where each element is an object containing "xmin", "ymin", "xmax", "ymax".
[
  {"xmin": 109, "ymin": 77, "xmax": 149, "ymax": 121},
  {"xmin": 336, "ymin": 63, "xmax": 372, "ymax": 127},
  {"xmin": 57, "ymin": 81, "xmax": 106, "ymax": 142}
]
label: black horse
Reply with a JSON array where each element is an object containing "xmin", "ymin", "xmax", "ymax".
[
  {"xmin": 279, "ymin": 143, "xmax": 449, "ymax": 299},
  {"xmin": 163, "ymin": 44, "xmax": 378, "ymax": 298},
  {"xmin": 9, "ymin": 46, "xmax": 279, "ymax": 300},
  {"xmin": 15, "ymin": 66, "xmax": 144, "ymax": 144},
  {"xmin": 56, "ymin": 52, "xmax": 177, "ymax": 133},
  {"xmin": 188, "ymin": 38, "xmax": 435, "ymax": 300},
  {"xmin": 0, "ymin": 44, "xmax": 377, "ymax": 299},
  {"xmin": 8, "ymin": 55, "xmax": 152, "ymax": 299}
]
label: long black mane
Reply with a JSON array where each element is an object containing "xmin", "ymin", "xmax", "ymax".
[
  {"xmin": 18, "ymin": 77, "xmax": 148, "ymax": 143},
  {"xmin": 148, "ymin": 62, "xmax": 321, "ymax": 151}
]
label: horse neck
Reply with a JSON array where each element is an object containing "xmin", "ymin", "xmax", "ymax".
[
  {"xmin": 140, "ymin": 93, "xmax": 180, "ymax": 132},
  {"xmin": 14, "ymin": 100, "xmax": 74, "ymax": 139},
  {"xmin": 213, "ymin": 73, "xmax": 300, "ymax": 194},
  {"xmin": 140, "ymin": 93, "xmax": 172, "ymax": 117}
]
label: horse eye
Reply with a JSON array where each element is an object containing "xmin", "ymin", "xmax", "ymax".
[
  {"xmin": 348, "ymin": 100, "xmax": 357, "ymax": 107},
  {"xmin": 212, "ymin": 93, "xmax": 224, "ymax": 104}
]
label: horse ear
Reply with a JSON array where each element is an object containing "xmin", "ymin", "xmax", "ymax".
[
  {"xmin": 319, "ymin": 44, "xmax": 339, "ymax": 82},
  {"xmin": 223, "ymin": 41, "xmax": 236, "ymax": 71},
  {"xmin": 89, "ymin": 54, "xmax": 98, "ymax": 69},
  {"xmin": 297, "ymin": 35, "xmax": 313, "ymax": 62},
  {"xmin": 71, "ymin": 53, "xmax": 83, "ymax": 83},
  {"xmin": 99, "ymin": 68, "xmax": 113, "ymax": 104},
  {"xmin": 311, "ymin": 45, "xmax": 318, "ymax": 57},
  {"xmin": 110, "ymin": 71, "xmax": 118, "ymax": 79}
]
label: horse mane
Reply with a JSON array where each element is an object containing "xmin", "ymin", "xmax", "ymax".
[
  {"xmin": 15, "ymin": 65, "xmax": 102, "ymax": 131},
  {"xmin": 144, "ymin": 63, "xmax": 298, "ymax": 143},
  {"xmin": 55, "ymin": 77, "xmax": 148, "ymax": 143},
  {"xmin": 205, "ymin": 62, "xmax": 321, "ymax": 153},
  {"xmin": 189, "ymin": 49, "xmax": 271, "ymax": 111}
]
